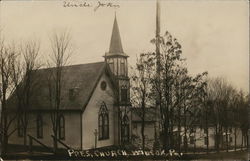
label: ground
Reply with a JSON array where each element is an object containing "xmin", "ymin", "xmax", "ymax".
[
  {"xmin": 183, "ymin": 150, "xmax": 248, "ymax": 160},
  {"xmin": 2, "ymin": 144, "xmax": 248, "ymax": 160},
  {"xmin": 2, "ymin": 150, "xmax": 248, "ymax": 160}
]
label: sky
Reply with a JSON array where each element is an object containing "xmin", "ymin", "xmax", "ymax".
[{"xmin": 0, "ymin": 0, "xmax": 249, "ymax": 92}]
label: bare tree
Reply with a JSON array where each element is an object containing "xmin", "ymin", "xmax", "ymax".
[
  {"xmin": 0, "ymin": 38, "xmax": 18, "ymax": 155},
  {"xmin": 237, "ymin": 93, "xmax": 248, "ymax": 150},
  {"xmin": 131, "ymin": 53, "xmax": 154, "ymax": 151},
  {"xmin": 10, "ymin": 40, "xmax": 41, "ymax": 148},
  {"xmin": 206, "ymin": 77, "xmax": 240, "ymax": 152},
  {"xmin": 47, "ymin": 30, "xmax": 73, "ymax": 152}
]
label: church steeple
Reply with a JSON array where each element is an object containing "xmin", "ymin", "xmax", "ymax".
[
  {"xmin": 105, "ymin": 14, "xmax": 129, "ymax": 78},
  {"xmin": 104, "ymin": 13, "xmax": 130, "ymax": 146},
  {"xmin": 106, "ymin": 14, "xmax": 128, "ymax": 57}
]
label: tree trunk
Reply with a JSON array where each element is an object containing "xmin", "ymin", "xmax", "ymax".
[
  {"xmin": 53, "ymin": 126, "xmax": 58, "ymax": 153},
  {"xmin": 177, "ymin": 107, "xmax": 181, "ymax": 153},
  {"xmin": 2, "ymin": 113, "xmax": 8, "ymax": 156},
  {"xmin": 215, "ymin": 125, "xmax": 219, "ymax": 152},
  {"xmin": 184, "ymin": 108, "xmax": 187, "ymax": 152},
  {"xmin": 205, "ymin": 100, "xmax": 209, "ymax": 154},
  {"xmin": 24, "ymin": 127, "xmax": 27, "ymax": 148},
  {"xmin": 141, "ymin": 125, "xmax": 145, "ymax": 151},
  {"xmin": 247, "ymin": 133, "xmax": 249, "ymax": 150},
  {"xmin": 241, "ymin": 131, "xmax": 243, "ymax": 150},
  {"xmin": 194, "ymin": 138, "xmax": 196, "ymax": 153},
  {"xmin": 206, "ymin": 129, "xmax": 209, "ymax": 154},
  {"xmin": 219, "ymin": 124, "xmax": 223, "ymax": 151},
  {"xmin": 141, "ymin": 109, "xmax": 145, "ymax": 151},
  {"xmin": 234, "ymin": 127, "xmax": 237, "ymax": 151},
  {"xmin": 163, "ymin": 121, "xmax": 169, "ymax": 151},
  {"xmin": 193, "ymin": 131, "xmax": 196, "ymax": 153},
  {"xmin": 226, "ymin": 126, "xmax": 228, "ymax": 152},
  {"xmin": 53, "ymin": 136, "xmax": 58, "ymax": 153}
]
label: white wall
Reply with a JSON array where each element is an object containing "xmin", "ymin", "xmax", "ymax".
[
  {"xmin": 82, "ymin": 72, "xmax": 116, "ymax": 150},
  {"xmin": 8, "ymin": 111, "xmax": 82, "ymax": 149}
]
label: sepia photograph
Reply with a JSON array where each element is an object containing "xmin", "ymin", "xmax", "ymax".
[{"xmin": 0, "ymin": 0, "xmax": 249, "ymax": 160}]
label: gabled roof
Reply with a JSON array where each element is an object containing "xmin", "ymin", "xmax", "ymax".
[
  {"xmin": 7, "ymin": 62, "xmax": 114, "ymax": 112},
  {"xmin": 106, "ymin": 15, "xmax": 128, "ymax": 57}
]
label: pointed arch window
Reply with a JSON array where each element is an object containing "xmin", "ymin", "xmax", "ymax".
[
  {"xmin": 121, "ymin": 85, "xmax": 128, "ymax": 103},
  {"xmin": 17, "ymin": 117, "xmax": 24, "ymax": 137},
  {"xmin": 98, "ymin": 102, "xmax": 109, "ymax": 140},
  {"xmin": 59, "ymin": 115, "xmax": 65, "ymax": 140},
  {"xmin": 121, "ymin": 114, "xmax": 130, "ymax": 143},
  {"xmin": 36, "ymin": 114, "xmax": 43, "ymax": 138}
]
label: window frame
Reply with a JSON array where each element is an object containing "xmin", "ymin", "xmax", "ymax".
[
  {"xmin": 108, "ymin": 59, "xmax": 114, "ymax": 73},
  {"xmin": 98, "ymin": 102, "xmax": 109, "ymax": 140},
  {"xmin": 59, "ymin": 115, "xmax": 65, "ymax": 140},
  {"xmin": 121, "ymin": 114, "xmax": 130, "ymax": 143},
  {"xmin": 36, "ymin": 114, "xmax": 43, "ymax": 139},
  {"xmin": 69, "ymin": 88, "xmax": 75, "ymax": 101},
  {"xmin": 120, "ymin": 59, "xmax": 125, "ymax": 76},
  {"xmin": 17, "ymin": 117, "xmax": 24, "ymax": 137},
  {"xmin": 121, "ymin": 85, "xmax": 128, "ymax": 103}
]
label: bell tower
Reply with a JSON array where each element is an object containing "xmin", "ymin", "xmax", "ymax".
[
  {"xmin": 104, "ymin": 14, "xmax": 130, "ymax": 144},
  {"xmin": 105, "ymin": 14, "xmax": 129, "ymax": 78}
]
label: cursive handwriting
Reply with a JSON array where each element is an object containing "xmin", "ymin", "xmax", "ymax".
[
  {"xmin": 63, "ymin": 0, "xmax": 92, "ymax": 8},
  {"xmin": 63, "ymin": 0, "xmax": 120, "ymax": 12},
  {"xmin": 94, "ymin": 1, "xmax": 120, "ymax": 12}
]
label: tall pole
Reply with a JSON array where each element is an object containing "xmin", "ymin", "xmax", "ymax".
[
  {"xmin": 156, "ymin": 0, "xmax": 161, "ymax": 69},
  {"xmin": 154, "ymin": 0, "xmax": 161, "ymax": 149}
]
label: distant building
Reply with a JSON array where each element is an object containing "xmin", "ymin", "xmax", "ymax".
[
  {"xmin": 131, "ymin": 108, "xmax": 247, "ymax": 150},
  {"xmin": 7, "ymin": 15, "xmax": 131, "ymax": 150}
]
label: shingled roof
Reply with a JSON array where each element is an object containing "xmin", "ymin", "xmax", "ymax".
[{"xmin": 7, "ymin": 62, "xmax": 114, "ymax": 112}]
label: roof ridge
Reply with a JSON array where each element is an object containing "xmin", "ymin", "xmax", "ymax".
[{"xmin": 39, "ymin": 61, "xmax": 105, "ymax": 71}]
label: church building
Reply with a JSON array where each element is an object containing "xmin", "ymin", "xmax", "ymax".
[{"xmin": 8, "ymin": 15, "xmax": 131, "ymax": 150}]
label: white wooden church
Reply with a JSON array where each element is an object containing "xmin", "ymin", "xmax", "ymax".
[{"xmin": 8, "ymin": 15, "xmax": 131, "ymax": 150}]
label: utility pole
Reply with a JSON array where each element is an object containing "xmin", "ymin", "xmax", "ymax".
[{"xmin": 154, "ymin": 0, "xmax": 161, "ymax": 149}]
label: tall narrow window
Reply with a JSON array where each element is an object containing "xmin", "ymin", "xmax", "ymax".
[
  {"xmin": 121, "ymin": 85, "xmax": 127, "ymax": 103},
  {"xmin": 69, "ymin": 89, "xmax": 75, "ymax": 101},
  {"xmin": 98, "ymin": 102, "xmax": 109, "ymax": 140},
  {"xmin": 121, "ymin": 114, "xmax": 130, "ymax": 143},
  {"xmin": 108, "ymin": 59, "xmax": 114, "ymax": 73},
  {"xmin": 98, "ymin": 114, "xmax": 103, "ymax": 139},
  {"xmin": 17, "ymin": 117, "xmax": 24, "ymax": 137},
  {"xmin": 120, "ymin": 59, "xmax": 125, "ymax": 76},
  {"xmin": 37, "ymin": 114, "xmax": 43, "ymax": 138},
  {"xmin": 104, "ymin": 114, "xmax": 109, "ymax": 138},
  {"xmin": 59, "ymin": 115, "xmax": 65, "ymax": 140}
]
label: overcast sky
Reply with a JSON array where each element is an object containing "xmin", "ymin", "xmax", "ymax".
[{"xmin": 0, "ymin": 0, "xmax": 249, "ymax": 92}]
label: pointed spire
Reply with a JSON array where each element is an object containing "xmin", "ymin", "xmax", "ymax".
[{"xmin": 107, "ymin": 14, "xmax": 127, "ymax": 57}]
